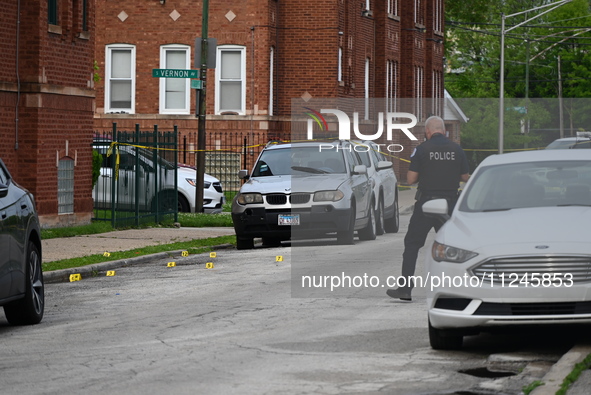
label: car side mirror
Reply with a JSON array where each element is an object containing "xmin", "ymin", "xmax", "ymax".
[
  {"xmin": 353, "ymin": 165, "xmax": 367, "ymax": 175},
  {"xmin": 0, "ymin": 183, "xmax": 7, "ymax": 198},
  {"xmin": 422, "ymin": 198, "xmax": 450, "ymax": 223},
  {"xmin": 238, "ymin": 169, "xmax": 250, "ymax": 180},
  {"xmin": 377, "ymin": 160, "xmax": 393, "ymax": 170}
]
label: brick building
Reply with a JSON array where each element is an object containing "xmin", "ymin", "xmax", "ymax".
[
  {"xmin": 1, "ymin": 0, "xmax": 96, "ymax": 227},
  {"xmin": 94, "ymin": 0, "xmax": 446, "ymax": 183}
]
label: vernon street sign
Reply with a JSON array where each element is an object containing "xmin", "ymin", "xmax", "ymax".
[{"xmin": 152, "ymin": 69, "xmax": 200, "ymax": 78}]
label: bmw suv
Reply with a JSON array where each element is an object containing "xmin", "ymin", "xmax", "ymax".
[{"xmin": 232, "ymin": 140, "xmax": 377, "ymax": 249}]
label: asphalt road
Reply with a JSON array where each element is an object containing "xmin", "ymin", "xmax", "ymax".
[{"xmin": 0, "ymin": 214, "xmax": 582, "ymax": 395}]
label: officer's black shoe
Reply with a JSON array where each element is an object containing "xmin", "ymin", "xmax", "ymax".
[{"xmin": 386, "ymin": 287, "xmax": 412, "ymax": 301}]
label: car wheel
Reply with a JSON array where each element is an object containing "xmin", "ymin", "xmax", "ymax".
[
  {"xmin": 177, "ymin": 194, "xmax": 190, "ymax": 213},
  {"xmin": 4, "ymin": 241, "xmax": 44, "ymax": 325},
  {"xmin": 358, "ymin": 199, "xmax": 377, "ymax": 241},
  {"xmin": 428, "ymin": 319, "xmax": 463, "ymax": 350},
  {"xmin": 337, "ymin": 202, "xmax": 356, "ymax": 245},
  {"xmin": 262, "ymin": 237, "xmax": 282, "ymax": 247},
  {"xmin": 376, "ymin": 197, "xmax": 385, "ymax": 236},
  {"xmin": 236, "ymin": 237, "xmax": 255, "ymax": 250},
  {"xmin": 153, "ymin": 190, "xmax": 177, "ymax": 213},
  {"xmin": 384, "ymin": 191, "xmax": 400, "ymax": 233}
]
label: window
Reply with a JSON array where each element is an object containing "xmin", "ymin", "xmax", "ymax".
[
  {"xmin": 386, "ymin": 60, "xmax": 397, "ymax": 112},
  {"xmin": 414, "ymin": 0, "xmax": 424, "ymax": 26},
  {"xmin": 48, "ymin": 0, "xmax": 58, "ymax": 25},
  {"xmin": 159, "ymin": 45, "xmax": 191, "ymax": 114},
  {"xmin": 215, "ymin": 46, "xmax": 246, "ymax": 115},
  {"xmin": 82, "ymin": 0, "xmax": 88, "ymax": 31},
  {"xmin": 415, "ymin": 66, "xmax": 424, "ymax": 120},
  {"xmin": 432, "ymin": 70, "xmax": 442, "ymax": 116},
  {"xmin": 269, "ymin": 47, "xmax": 274, "ymax": 116},
  {"xmin": 434, "ymin": 0, "xmax": 443, "ymax": 33},
  {"xmin": 58, "ymin": 158, "xmax": 74, "ymax": 215},
  {"xmin": 365, "ymin": 0, "xmax": 370, "ymax": 11},
  {"xmin": 338, "ymin": 48, "xmax": 343, "ymax": 82},
  {"xmin": 105, "ymin": 44, "xmax": 135, "ymax": 114},
  {"xmin": 388, "ymin": 0, "xmax": 398, "ymax": 16},
  {"xmin": 365, "ymin": 58, "xmax": 370, "ymax": 120}
]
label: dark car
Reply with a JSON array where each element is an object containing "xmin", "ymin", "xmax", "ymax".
[{"xmin": 0, "ymin": 158, "xmax": 44, "ymax": 325}]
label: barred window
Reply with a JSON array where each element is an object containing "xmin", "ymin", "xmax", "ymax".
[{"xmin": 58, "ymin": 158, "xmax": 74, "ymax": 214}]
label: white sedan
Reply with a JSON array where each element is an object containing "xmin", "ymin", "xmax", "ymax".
[{"xmin": 423, "ymin": 149, "xmax": 591, "ymax": 349}]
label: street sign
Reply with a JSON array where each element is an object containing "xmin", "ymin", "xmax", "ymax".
[
  {"xmin": 191, "ymin": 80, "xmax": 202, "ymax": 90},
  {"xmin": 152, "ymin": 69, "xmax": 199, "ymax": 78}
]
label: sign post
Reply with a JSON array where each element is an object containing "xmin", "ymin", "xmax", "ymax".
[{"xmin": 195, "ymin": 0, "xmax": 209, "ymax": 213}]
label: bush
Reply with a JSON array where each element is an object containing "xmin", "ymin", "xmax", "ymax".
[{"xmin": 92, "ymin": 150, "xmax": 102, "ymax": 188}]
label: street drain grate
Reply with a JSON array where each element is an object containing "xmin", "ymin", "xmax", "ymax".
[{"xmin": 459, "ymin": 367, "xmax": 517, "ymax": 378}]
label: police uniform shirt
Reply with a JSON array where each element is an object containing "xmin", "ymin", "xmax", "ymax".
[{"xmin": 409, "ymin": 133, "xmax": 469, "ymax": 196}]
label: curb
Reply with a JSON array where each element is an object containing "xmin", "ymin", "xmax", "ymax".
[
  {"xmin": 530, "ymin": 344, "xmax": 591, "ymax": 395},
  {"xmin": 43, "ymin": 243, "xmax": 235, "ymax": 284}
]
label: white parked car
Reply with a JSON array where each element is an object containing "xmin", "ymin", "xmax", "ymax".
[
  {"xmin": 93, "ymin": 139, "xmax": 224, "ymax": 214},
  {"xmin": 424, "ymin": 149, "xmax": 591, "ymax": 349},
  {"xmin": 356, "ymin": 141, "xmax": 399, "ymax": 234}
]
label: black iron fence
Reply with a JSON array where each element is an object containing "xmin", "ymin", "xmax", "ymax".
[{"xmin": 92, "ymin": 124, "xmax": 178, "ymax": 227}]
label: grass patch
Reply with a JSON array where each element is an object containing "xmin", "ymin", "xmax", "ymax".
[
  {"xmin": 43, "ymin": 235, "xmax": 236, "ymax": 272},
  {"xmin": 42, "ymin": 222, "xmax": 116, "ymax": 240},
  {"xmin": 173, "ymin": 212, "xmax": 233, "ymax": 227},
  {"xmin": 556, "ymin": 352, "xmax": 591, "ymax": 395},
  {"xmin": 522, "ymin": 380, "xmax": 544, "ymax": 395}
]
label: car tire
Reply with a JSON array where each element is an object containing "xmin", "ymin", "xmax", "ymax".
[
  {"xmin": 236, "ymin": 237, "xmax": 255, "ymax": 250},
  {"xmin": 376, "ymin": 197, "xmax": 385, "ymax": 236},
  {"xmin": 384, "ymin": 191, "xmax": 400, "ymax": 233},
  {"xmin": 337, "ymin": 202, "xmax": 356, "ymax": 245},
  {"xmin": 428, "ymin": 319, "xmax": 463, "ymax": 350},
  {"xmin": 358, "ymin": 199, "xmax": 377, "ymax": 241},
  {"xmin": 178, "ymin": 194, "xmax": 190, "ymax": 213},
  {"xmin": 4, "ymin": 241, "xmax": 44, "ymax": 325}
]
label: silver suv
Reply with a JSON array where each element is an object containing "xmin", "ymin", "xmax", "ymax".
[{"xmin": 232, "ymin": 140, "xmax": 377, "ymax": 249}]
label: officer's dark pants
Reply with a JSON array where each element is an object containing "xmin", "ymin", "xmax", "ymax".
[{"xmin": 400, "ymin": 196, "xmax": 455, "ymax": 291}]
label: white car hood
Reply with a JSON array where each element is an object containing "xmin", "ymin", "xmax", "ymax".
[
  {"xmin": 178, "ymin": 166, "xmax": 218, "ymax": 182},
  {"xmin": 438, "ymin": 206, "xmax": 591, "ymax": 256},
  {"xmin": 240, "ymin": 174, "xmax": 348, "ymax": 194}
]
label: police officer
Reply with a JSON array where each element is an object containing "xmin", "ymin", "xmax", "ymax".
[{"xmin": 387, "ymin": 115, "xmax": 470, "ymax": 301}]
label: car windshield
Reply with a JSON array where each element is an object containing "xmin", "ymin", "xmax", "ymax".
[
  {"xmin": 459, "ymin": 160, "xmax": 591, "ymax": 212},
  {"xmin": 252, "ymin": 146, "xmax": 346, "ymax": 176}
]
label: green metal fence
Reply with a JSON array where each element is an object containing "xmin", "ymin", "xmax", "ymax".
[{"xmin": 92, "ymin": 123, "xmax": 178, "ymax": 228}]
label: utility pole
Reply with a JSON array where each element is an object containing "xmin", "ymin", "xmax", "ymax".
[
  {"xmin": 558, "ymin": 55, "xmax": 564, "ymax": 139},
  {"xmin": 195, "ymin": 0, "xmax": 209, "ymax": 212}
]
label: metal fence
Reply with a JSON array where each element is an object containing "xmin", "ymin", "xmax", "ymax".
[
  {"xmin": 92, "ymin": 124, "xmax": 178, "ymax": 228},
  {"xmin": 177, "ymin": 130, "xmax": 269, "ymax": 192}
]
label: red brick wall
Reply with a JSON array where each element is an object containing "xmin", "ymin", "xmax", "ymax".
[{"xmin": 1, "ymin": 0, "xmax": 96, "ymax": 226}]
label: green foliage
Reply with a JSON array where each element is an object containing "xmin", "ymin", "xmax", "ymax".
[
  {"xmin": 92, "ymin": 149, "xmax": 102, "ymax": 189},
  {"xmin": 556, "ymin": 352, "xmax": 591, "ymax": 395},
  {"xmin": 522, "ymin": 380, "xmax": 544, "ymax": 395},
  {"xmin": 93, "ymin": 60, "xmax": 101, "ymax": 83}
]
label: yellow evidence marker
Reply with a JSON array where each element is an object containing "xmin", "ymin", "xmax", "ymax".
[
  {"xmin": 181, "ymin": 251, "xmax": 189, "ymax": 257},
  {"xmin": 205, "ymin": 262, "xmax": 214, "ymax": 269},
  {"xmin": 167, "ymin": 262, "xmax": 176, "ymax": 267},
  {"xmin": 69, "ymin": 274, "xmax": 82, "ymax": 282},
  {"xmin": 106, "ymin": 271, "xmax": 116, "ymax": 277},
  {"xmin": 103, "ymin": 252, "xmax": 111, "ymax": 257},
  {"xmin": 276, "ymin": 256, "xmax": 283, "ymax": 262},
  {"xmin": 209, "ymin": 252, "xmax": 217, "ymax": 258}
]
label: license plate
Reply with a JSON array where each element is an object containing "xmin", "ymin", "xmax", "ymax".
[{"xmin": 278, "ymin": 214, "xmax": 300, "ymax": 226}]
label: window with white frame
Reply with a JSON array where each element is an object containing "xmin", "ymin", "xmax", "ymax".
[
  {"xmin": 269, "ymin": 46, "xmax": 274, "ymax": 116},
  {"xmin": 415, "ymin": 65, "xmax": 424, "ymax": 120},
  {"xmin": 215, "ymin": 46, "xmax": 246, "ymax": 115},
  {"xmin": 105, "ymin": 44, "xmax": 135, "ymax": 113},
  {"xmin": 365, "ymin": 0, "xmax": 370, "ymax": 11},
  {"xmin": 434, "ymin": 0, "xmax": 443, "ymax": 33},
  {"xmin": 159, "ymin": 45, "xmax": 191, "ymax": 114},
  {"xmin": 432, "ymin": 69, "xmax": 443, "ymax": 116},
  {"xmin": 58, "ymin": 158, "xmax": 74, "ymax": 214},
  {"xmin": 338, "ymin": 47, "xmax": 343, "ymax": 82},
  {"xmin": 386, "ymin": 60, "xmax": 397, "ymax": 112},
  {"xmin": 365, "ymin": 58, "xmax": 370, "ymax": 120},
  {"xmin": 414, "ymin": 0, "xmax": 424, "ymax": 25},
  {"xmin": 388, "ymin": 0, "xmax": 398, "ymax": 16}
]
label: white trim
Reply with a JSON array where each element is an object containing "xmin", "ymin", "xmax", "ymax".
[
  {"xmin": 159, "ymin": 44, "xmax": 191, "ymax": 115},
  {"xmin": 105, "ymin": 44, "xmax": 136, "ymax": 114},
  {"xmin": 365, "ymin": 58, "xmax": 370, "ymax": 120},
  {"xmin": 215, "ymin": 45, "xmax": 246, "ymax": 115}
]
